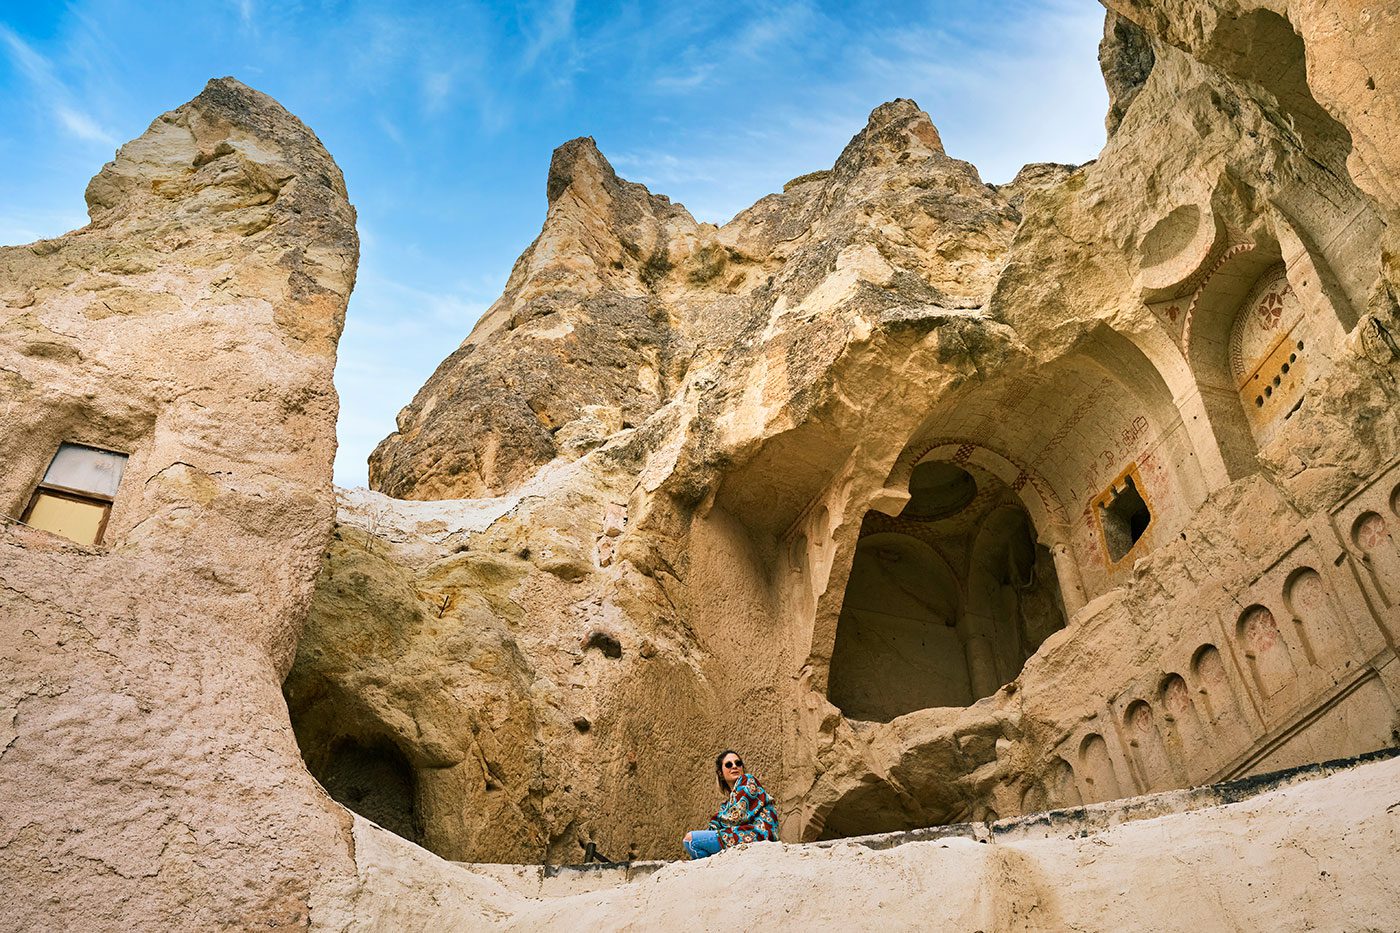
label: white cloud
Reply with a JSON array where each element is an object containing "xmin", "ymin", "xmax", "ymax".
[
  {"xmin": 0, "ymin": 24, "xmax": 116, "ymax": 147},
  {"xmin": 54, "ymin": 104, "xmax": 115, "ymax": 144},
  {"xmin": 421, "ymin": 68, "xmax": 457, "ymax": 113},
  {"xmin": 650, "ymin": 1, "xmax": 817, "ymax": 93}
]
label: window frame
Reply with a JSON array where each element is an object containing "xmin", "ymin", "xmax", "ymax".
[{"xmin": 20, "ymin": 442, "xmax": 129, "ymax": 547}]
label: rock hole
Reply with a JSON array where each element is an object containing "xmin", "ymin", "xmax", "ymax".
[
  {"xmin": 582, "ymin": 630, "xmax": 622, "ymax": 659},
  {"xmin": 1098, "ymin": 473, "xmax": 1152, "ymax": 562},
  {"xmin": 317, "ymin": 737, "xmax": 421, "ymax": 845}
]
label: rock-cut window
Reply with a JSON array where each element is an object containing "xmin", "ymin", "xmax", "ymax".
[
  {"xmin": 1096, "ymin": 470, "xmax": 1152, "ymax": 563},
  {"xmin": 21, "ymin": 443, "xmax": 129, "ymax": 546}
]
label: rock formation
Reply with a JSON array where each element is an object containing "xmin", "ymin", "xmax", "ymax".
[
  {"xmin": 0, "ymin": 78, "xmax": 359, "ymax": 928},
  {"xmin": 4, "ymin": 0, "xmax": 1400, "ymax": 927},
  {"xmin": 327, "ymin": 753, "xmax": 1400, "ymax": 930},
  {"xmin": 297, "ymin": 0, "xmax": 1400, "ymax": 870}
]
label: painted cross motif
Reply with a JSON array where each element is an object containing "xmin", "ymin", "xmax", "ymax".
[
  {"xmin": 1256, "ymin": 289, "xmax": 1286, "ymax": 329},
  {"xmin": 1356, "ymin": 512, "xmax": 1388, "ymax": 551},
  {"xmin": 1242, "ymin": 606, "xmax": 1280, "ymax": 653}
]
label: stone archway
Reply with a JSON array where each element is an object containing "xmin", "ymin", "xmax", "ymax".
[{"xmin": 827, "ymin": 461, "xmax": 1067, "ymax": 721}]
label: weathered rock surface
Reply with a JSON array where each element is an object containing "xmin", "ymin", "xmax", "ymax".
[
  {"xmin": 0, "ymin": 78, "xmax": 358, "ymax": 929},
  {"xmin": 302, "ymin": 0, "xmax": 1400, "ymax": 870},
  {"xmin": 323, "ymin": 752, "xmax": 1400, "ymax": 930},
  {"xmin": 5, "ymin": 0, "xmax": 1400, "ymax": 927},
  {"xmin": 368, "ymin": 99, "xmax": 1016, "ymax": 502}
]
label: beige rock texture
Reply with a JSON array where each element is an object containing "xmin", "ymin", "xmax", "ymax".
[
  {"xmin": 299, "ymin": 0, "xmax": 1400, "ymax": 870},
  {"xmin": 5, "ymin": 0, "xmax": 1400, "ymax": 928},
  {"xmin": 0, "ymin": 78, "xmax": 359, "ymax": 928},
  {"xmin": 322, "ymin": 753, "xmax": 1400, "ymax": 931}
]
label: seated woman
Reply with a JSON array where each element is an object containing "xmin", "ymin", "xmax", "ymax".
[{"xmin": 681, "ymin": 749, "xmax": 779, "ymax": 860}]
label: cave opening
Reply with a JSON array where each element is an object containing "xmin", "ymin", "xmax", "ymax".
[
  {"xmin": 827, "ymin": 461, "xmax": 1068, "ymax": 722},
  {"xmin": 317, "ymin": 736, "xmax": 423, "ymax": 846}
]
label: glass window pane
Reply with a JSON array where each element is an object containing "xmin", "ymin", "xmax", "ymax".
[
  {"xmin": 26, "ymin": 491, "xmax": 109, "ymax": 545},
  {"xmin": 42, "ymin": 443, "xmax": 128, "ymax": 498}
]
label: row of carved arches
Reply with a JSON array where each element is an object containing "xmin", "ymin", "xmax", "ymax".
[
  {"xmin": 1032, "ymin": 551, "xmax": 1378, "ymax": 809},
  {"xmin": 1024, "ymin": 643, "xmax": 1248, "ymax": 810},
  {"xmin": 1350, "ymin": 480, "xmax": 1400, "ymax": 610},
  {"xmin": 796, "ymin": 6, "xmax": 1394, "ymax": 845}
]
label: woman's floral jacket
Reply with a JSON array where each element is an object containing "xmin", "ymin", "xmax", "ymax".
[{"xmin": 708, "ymin": 772, "xmax": 779, "ymax": 848}]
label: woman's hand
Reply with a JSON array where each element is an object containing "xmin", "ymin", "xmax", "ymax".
[{"xmin": 683, "ymin": 831, "xmax": 693, "ymax": 844}]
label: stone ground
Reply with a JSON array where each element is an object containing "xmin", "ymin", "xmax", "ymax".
[{"xmin": 317, "ymin": 750, "xmax": 1400, "ymax": 931}]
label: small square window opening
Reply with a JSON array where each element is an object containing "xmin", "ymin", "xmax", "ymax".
[
  {"xmin": 1097, "ymin": 472, "xmax": 1152, "ymax": 563},
  {"xmin": 21, "ymin": 443, "xmax": 129, "ymax": 546}
]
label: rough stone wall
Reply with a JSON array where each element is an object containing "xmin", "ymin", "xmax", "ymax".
[
  {"xmin": 295, "ymin": 99, "xmax": 1028, "ymax": 863},
  {"xmin": 294, "ymin": 0, "xmax": 1400, "ymax": 866},
  {"xmin": 0, "ymin": 79, "xmax": 360, "ymax": 928}
]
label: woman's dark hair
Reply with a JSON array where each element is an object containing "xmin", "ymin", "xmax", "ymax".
[{"xmin": 715, "ymin": 749, "xmax": 741, "ymax": 793}]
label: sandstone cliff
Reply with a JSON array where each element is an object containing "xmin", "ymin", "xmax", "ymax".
[
  {"xmin": 367, "ymin": 99, "xmax": 1016, "ymax": 502},
  {"xmin": 4, "ymin": 0, "xmax": 1400, "ymax": 927},
  {"xmin": 0, "ymin": 78, "xmax": 359, "ymax": 929}
]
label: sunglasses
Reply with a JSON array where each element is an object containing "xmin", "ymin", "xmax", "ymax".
[{"xmin": 723, "ymin": 759, "xmax": 744, "ymax": 769}]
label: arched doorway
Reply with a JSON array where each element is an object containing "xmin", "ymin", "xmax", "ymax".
[{"xmin": 828, "ymin": 461, "xmax": 1067, "ymax": 721}]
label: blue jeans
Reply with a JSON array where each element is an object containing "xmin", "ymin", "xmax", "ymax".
[{"xmin": 682, "ymin": 830, "xmax": 721, "ymax": 860}]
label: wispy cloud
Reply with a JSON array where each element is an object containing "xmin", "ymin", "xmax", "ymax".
[
  {"xmin": 421, "ymin": 67, "xmax": 458, "ymax": 113},
  {"xmin": 54, "ymin": 105, "xmax": 112, "ymax": 143},
  {"xmin": 650, "ymin": 1, "xmax": 819, "ymax": 93},
  {"xmin": 0, "ymin": 24, "xmax": 116, "ymax": 147},
  {"xmin": 519, "ymin": 0, "xmax": 576, "ymax": 71}
]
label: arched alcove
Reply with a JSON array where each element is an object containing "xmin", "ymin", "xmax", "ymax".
[
  {"xmin": 963, "ymin": 506, "xmax": 1067, "ymax": 698},
  {"xmin": 881, "ymin": 333, "xmax": 1206, "ymax": 601},
  {"xmin": 828, "ymin": 463, "xmax": 1067, "ymax": 721},
  {"xmin": 827, "ymin": 531, "xmax": 965, "ymax": 718}
]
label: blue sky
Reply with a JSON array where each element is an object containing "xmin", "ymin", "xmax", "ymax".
[{"xmin": 1, "ymin": 1, "xmax": 1109, "ymax": 488}]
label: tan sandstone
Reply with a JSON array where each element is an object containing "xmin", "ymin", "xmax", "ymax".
[
  {"xmin": 0, "ymin": 78, "xmax": 358, "ymax": 928},
  {"xmin": 297, "ymin": 0, "xmax": 1400, "ymax": 869},
  {"xmin": 3, "ymin": 0, "xmax": 1400, "ymax": 928}
]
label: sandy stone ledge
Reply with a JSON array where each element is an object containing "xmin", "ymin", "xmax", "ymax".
[{"xmin": 317, "ymin": 752, "xmax": 1400, "ymax": 931}]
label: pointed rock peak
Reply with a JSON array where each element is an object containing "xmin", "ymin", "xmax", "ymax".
[
  {"xmin": 85, "ymin": 75, "xmax": 346, "ymax": 223},
  {"xmin": 835, "ymin": 98, "xmax": 946, "ymax": 175},
  {"xmin": 547, "ymin": 136, "xmax": 620, "ymax": 203},
  {"xmin": 867, "ymin": 98, "xmax": 933, "ymax": 133},
  {"xmin": 189, "ymin": 76, "xmax": 326, "ymax": 158},
  {"xmin": 199, "ymin": 75, "xmax": 261, "ymax": 103}
]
